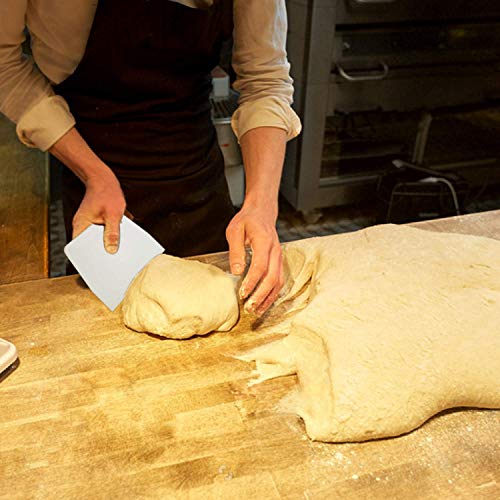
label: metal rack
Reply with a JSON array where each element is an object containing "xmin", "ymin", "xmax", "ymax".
[{"xmin": 281, "ymin": 0, "xmax": 500, "ymax": 212}]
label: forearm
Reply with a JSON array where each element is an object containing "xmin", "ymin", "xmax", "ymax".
[
  {"xmin": 49, "ymin": 127, "xmax": 116, "ymax": 185},
  {"xmin": 239, "ymin": 126, "xmax": 287, "ymax": 217}
]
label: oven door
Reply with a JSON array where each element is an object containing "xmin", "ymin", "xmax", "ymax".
[
  {"xmin": 330, "ymin": 22, "xmax": 500, "ymax": 113},
  {"xmin": 335, "ymin": 0, "xmax": 500, "ymax": 25}
]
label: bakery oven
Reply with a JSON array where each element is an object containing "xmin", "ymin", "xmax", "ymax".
[{"xmin": 282, "ymin": 0, "xmax": 500, "ymax": 211}]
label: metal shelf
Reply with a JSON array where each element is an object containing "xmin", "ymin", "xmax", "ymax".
[{"xmin": 281, "ymin": 0, "xmax": 500, "ymax": 212}]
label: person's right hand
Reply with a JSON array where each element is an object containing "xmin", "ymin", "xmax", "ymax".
[
  {"xmin": 72, "ymin": 170, "xmax": 126, "ymax": 254},
  {"xmin": 48, "ymin": 127, "xmax": 127, "ymax": 253}
]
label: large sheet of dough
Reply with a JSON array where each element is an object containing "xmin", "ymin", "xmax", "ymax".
[{"xmin": 242, "ymin": 225, "xmax": 500, "ymax": 442}]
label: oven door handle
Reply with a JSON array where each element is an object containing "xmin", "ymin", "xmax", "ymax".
[{"xmin": 337, "ymin": 61, "xmax": 389, "ymax": 82}]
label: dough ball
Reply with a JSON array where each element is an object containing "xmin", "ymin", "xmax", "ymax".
[{"xmin": 122, "ymin": 254, "xmax": 239, "ymax": 339}]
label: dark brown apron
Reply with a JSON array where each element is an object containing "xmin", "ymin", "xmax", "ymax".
[{"xmin": 55, "ymin": 0, "xmax": 235, "ymax": 257}]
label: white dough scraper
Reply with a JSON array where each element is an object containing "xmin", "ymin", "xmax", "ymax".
[{"xmin": 64, "ymin": 216, "xmax": 164, "ymax": 311}]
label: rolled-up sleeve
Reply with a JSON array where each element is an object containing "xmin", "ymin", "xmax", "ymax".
[
  {"xmin": 0, "ymin": 0, "xmax": 75, "ymax": 150},
  {"xmin": 231, "ymin": 0, "xmax": 302, "ymax": 142}
]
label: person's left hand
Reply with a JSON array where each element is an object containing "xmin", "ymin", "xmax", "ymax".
[{"xmin": 226, "ymin": 202, "xmax": 284, "ymax": 315}]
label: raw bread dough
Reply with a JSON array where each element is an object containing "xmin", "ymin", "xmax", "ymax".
[
  {"xmin": 241, "ymin": 224, "xmax": 500, "ymax": 442},
  {"xmin": 122, "ymin": 254, "xmax": 239, "ymax": 339}
]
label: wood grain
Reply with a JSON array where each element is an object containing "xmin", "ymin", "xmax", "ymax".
[
  {"xmin": 0, "ymin": 118, "xmax": 49, "ymax": 285},
  {"xmin": 0, "ymin": 211, "xmax": 499, "ymax": 499}
]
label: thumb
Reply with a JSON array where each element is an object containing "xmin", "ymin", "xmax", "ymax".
[
  {"xmin": 226, "ymin": 222, "xmax": 246, "ymax": 275},
  {"xmin": 103, "ymin": 215, "xmax": 122, "ymax": 254}
]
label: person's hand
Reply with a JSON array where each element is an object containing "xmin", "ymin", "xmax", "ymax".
[
  {"xmin": 48, "ymin": 127, "xmax": 127, "ymax": 254},
  {"xmin": 72, "ymin": 170, "xmax": 126, "ymax": 254},
  {"xmin": 226, "ymin": 202, "xmax": 284, "ymax": 315}
]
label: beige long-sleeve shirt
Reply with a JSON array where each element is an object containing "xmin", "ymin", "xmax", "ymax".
[{"xmin": 0, "ymin": 0, "xmax": 301, "ymax": 151}]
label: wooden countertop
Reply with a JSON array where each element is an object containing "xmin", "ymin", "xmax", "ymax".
[
  {"xmin": 0, "ymin": 119, "xmax": 49, "ymax": 285},
  {"xmin": 0, "ymin": 211, "xmax": 499, "ymax": 499}
]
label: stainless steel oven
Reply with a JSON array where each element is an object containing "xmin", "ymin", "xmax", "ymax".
[{"xmin": 282, "ymin": 0, "xmax": 500, "ymax": 212}]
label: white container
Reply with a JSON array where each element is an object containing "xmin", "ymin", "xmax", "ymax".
[
  {"xmin": 212, "ymin": 66, "xmax": 231, "ymax": 99},
  {"xmin": 212, "ymin": 73, "xmax": 230, "ymax": 99},
  {"xmin": 213, "ymin": 119, "xmax": 244, "ymax": 205},
  {"xmin": 225, "ymin": 163, "xmax": 245, "ymax": 207},
  {"xmin": 211, "ymin": 83, "xmax": 245, "ymax": 206},
  {"xmin": 214, "ymin": 117, "xmax": 242, "ymax": 167}
]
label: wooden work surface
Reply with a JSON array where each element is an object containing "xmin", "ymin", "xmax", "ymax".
[
  {"xmin": 0, "ymin": 211, "xmax": 499, "ymax": 499},
  {"xmin": 0, "ymin": 119, "xmax": 49, "ymax": 285}
]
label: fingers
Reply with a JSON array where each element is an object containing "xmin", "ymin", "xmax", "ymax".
[
  {"xmin": 226, "ymin": 220, "xmax": 246, "ymax": 275},
  {"xmin": 256, "ymin": 264, "xmax": 285, "ymax": 315},
  {"xmin": 240, "ymin": 235, "xmax": 271, "ymax": 302},
  {"xmin": 227, "ymin": 211, "xmax": 284, "ymax": 314},
  {"xmin": 70, "ymin": 176, "xmax": 126, "ymax": 253},
  {"xmin": 245, "ymin": 240, "xmax": 283, "ymax": 315},
  {"xmin": 72, "ymin": 210, "xmax": 123, "ymax": 254},
  {"xmin": 103, "ymin": 214, "xmax": 122, "ymax": 254},
  {"xmin": 245, "ymin": 243, "xmax": 283, "ymax": 314}
]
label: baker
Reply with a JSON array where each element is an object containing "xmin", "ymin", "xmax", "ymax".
[{"xmin": 0, "ymin": 0, "xmax": 301, "ymax": 314}]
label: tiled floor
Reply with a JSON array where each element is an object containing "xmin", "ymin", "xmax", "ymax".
[
  {"xmin": 276, "ymin": 185, "xmax": 500, "ymax": 242},
  {"xmin": 276, "ymin": 198, "xmax": 376, "ymax": 243}
]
